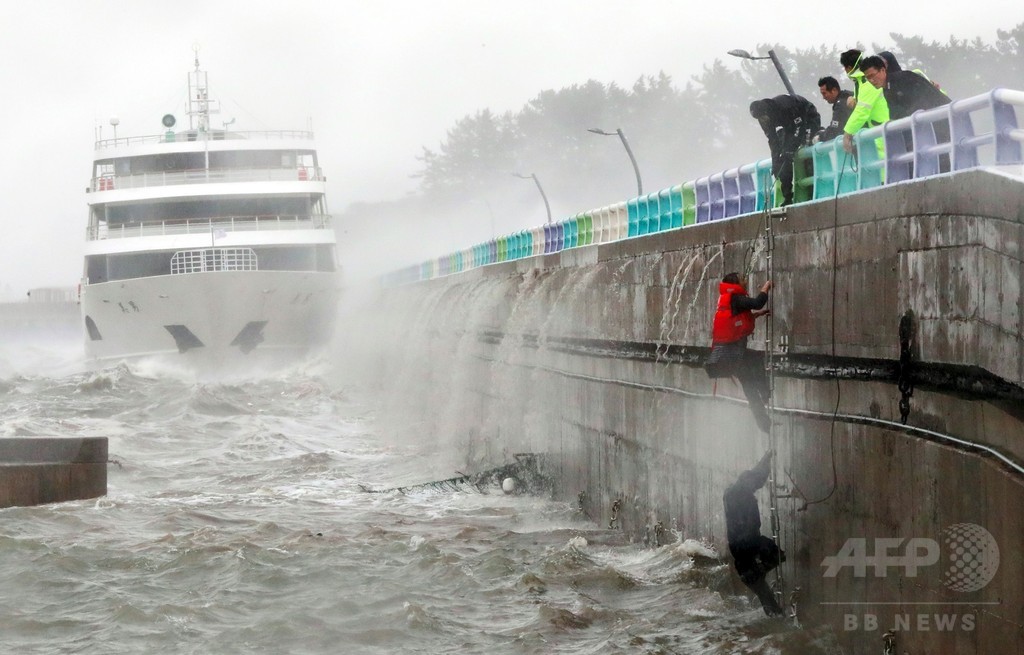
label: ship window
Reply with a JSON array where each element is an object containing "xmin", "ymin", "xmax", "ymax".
[{"xmin": 170, "ymin": 248, "xmax": 258, "ymax": 274}]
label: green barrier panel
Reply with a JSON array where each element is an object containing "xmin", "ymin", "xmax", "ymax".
[
  {"xmin": 681, "ymin": 181, "xmax": 697, "ymax": 225},
  {"xmin": 793, "ymin": 147, "xmax": 815, "ymax": 204}
]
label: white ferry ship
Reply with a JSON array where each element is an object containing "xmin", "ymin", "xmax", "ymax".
[{"xmin": 80, "ymin": 55, "xmax": 340, "ymax": 370}]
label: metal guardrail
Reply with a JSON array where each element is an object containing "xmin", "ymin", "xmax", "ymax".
[
  {"xmin": 86, "ymin": 214, "xmax": 332, "ymax": 241},
  {"xmin": 91, "ymin": 166, "xmax": 324, "ymax": 192},
  {"xmin": 94, "ymin": 130, "xmax": 314, "ymax": 149}
]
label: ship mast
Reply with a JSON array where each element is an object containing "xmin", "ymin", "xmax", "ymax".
[{"xmin": 187, "ymin": 46, "xmax": 219, "ymax": 135}]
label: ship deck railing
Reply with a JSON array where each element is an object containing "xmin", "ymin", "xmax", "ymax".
[
  {"xmin": 91, "ymin": 166, "xmax": 324, "ymax": 192},
  {"xmin": 86, "ymin": 214, "xmax": 332, "ymax": 241},
  {"xmin": 94, "ymin": 130, "xmax": 314, "ymax": 150}
]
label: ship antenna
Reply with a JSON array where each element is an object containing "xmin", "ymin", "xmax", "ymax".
[{"xmin": 187, "ymin": 44, "xmax": 219, "ymax": 134}]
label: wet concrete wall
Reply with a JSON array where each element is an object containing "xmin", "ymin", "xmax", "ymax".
[
  {"xmin": 0, "ymin": 437, "xmax": 108, "ymax": 508},
  {"xmin": 365, "ymin": 169, "xmax": 1024, "ymax": 654}
]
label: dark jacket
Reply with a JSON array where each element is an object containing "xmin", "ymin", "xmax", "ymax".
[
  {"xmin": 723, "ymin": 455, "xmax": 771, "ymax": 548},
  {"xmin": 884, "ymin": 69, "xmax": 951, "ymax": 120},
  {"xmin": 752, "ymin": 95, "xmax": 822, "ymax": 159},
  {"xmin": 821, "ymin": 89, "xmax": 854, "ymax": 141}
]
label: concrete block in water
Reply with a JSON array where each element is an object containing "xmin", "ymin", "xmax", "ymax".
[{"xmin": 0, "ymin": 437, "xmax": 107, "ymax": 508}]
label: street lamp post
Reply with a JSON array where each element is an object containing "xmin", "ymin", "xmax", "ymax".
[
  {"xmin": 513, "ymin": 173, "xmax": 552, "ymax": 225},
  {"xmin": 727, "ymin": 48, "xmax": 796, "ymax": 97},
  {"xmin": 588, "ymin": 127, "xmax": 643, "ymax": 196}
]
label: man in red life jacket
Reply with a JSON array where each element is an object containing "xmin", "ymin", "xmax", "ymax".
[{"xmin": 705, "ymin": 272, "xmax": 773, "ymax": 432}]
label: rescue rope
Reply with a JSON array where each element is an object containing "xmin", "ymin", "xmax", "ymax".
[{"xmin": 800, "ymin": 149, "xmax": 851, "ymax": 509}]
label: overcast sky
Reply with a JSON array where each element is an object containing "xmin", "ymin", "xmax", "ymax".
[{"xmin": 0, "ymin": 1, "xmax": 1018, "ymax": 297}]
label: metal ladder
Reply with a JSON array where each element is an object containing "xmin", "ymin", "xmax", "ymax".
[{"xmin": 763, "ymin": 206, "xmax": 786, "ymax": 614}]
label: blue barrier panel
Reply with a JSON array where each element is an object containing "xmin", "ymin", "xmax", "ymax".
[
  {"xmin": 738, "ymin": 164, "xmax": 757, "ymax": 214},
  {"xmin": 637, "ymin": 196, "xmax": 651, "ymax": 235},
  {"xmin": 885, "ymin": 118, "xmax": 915, "ymax": 184},
  {"xmin": 810, "ymin": 140, "xmax": 835, "ymax": 198},
  {"xmin": 643, "ymin": 192, "xmax": 658, "ymax": 233},
  {"xmin": 542, "ymin": 225, "xmax": 552, "ymax": 253},
  {"xmin": 656, "ymin": 189, "xmax": 671, "ymax": 231},
  {"xmin": 834, "ymin": 139, "xmax": 858, "ymax": 194},
  {"xmin": 722, "ymin": 169, "xmax": 740, "ymax": 218},
  {"xmin": 951, "ymin": 96, "xmax": 983, "ymax": 170},
  {"xmin": 567, "ymin": 217, "xmax": 578, "ymax": 248},
  {"xmin": 753, "ymin": 159, "xmax": 776, "ymax": 210},
  {"xmin": 809, "ymin": 137, "xmax": 855, "ymax": 198},
  {"xmin": 912, "ymin": 106, "xmax": 953, "ymax": 178},
  {"xmin": 695, "ymin": 177, "xmax": 711, "ymax": 223},
  {"xmin": 627, "ymin": 198, "xmax": 640, "ymax": 237},
  {"xmin": 669, "ymin": 185, "xmax": 683, "ymax": 228},
  {"xmin": 855, "ymin": 125, "xmax": 886, "ymax": 189},
  {"xmin": 708, "ymin": 173, "xmax": 725, "ymax": 220},
  {"xmin": 555, "ymin": 222, "xmax": 564, "ymax": 251},
  {"xmin": 992, "ymin": 88, "xmax": 1024, "ymax": 164}
]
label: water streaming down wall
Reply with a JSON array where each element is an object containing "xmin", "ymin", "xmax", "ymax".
[{"xmin": 364, "ymin": 169, "xmax": 1024, "ymax": 654}]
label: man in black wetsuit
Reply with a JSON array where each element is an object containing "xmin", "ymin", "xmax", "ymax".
[
  {"xmin": 723, "ymin": 450, "xmax": 785, "ymax": 616},
  {"xmin": 749, "ymin": 95, "xmax": 821, "ymax": 205}
]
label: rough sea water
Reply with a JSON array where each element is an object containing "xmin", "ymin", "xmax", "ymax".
[{"xmin": 0, "ymin": 338, "xmax": 843, "ymax": 654}]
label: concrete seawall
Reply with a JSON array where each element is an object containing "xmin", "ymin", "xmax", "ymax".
[
  {"xmin": 365, "ymin": 169, "xmax": 1024, "ymax": 654},
  {"xmin": 0, "ymin": 438, "xmax": 108, "ymax": 508}
]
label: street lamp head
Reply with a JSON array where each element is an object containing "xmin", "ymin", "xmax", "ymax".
[
  {"xmin": 512, "ymin": 172, "xmax": 532, "ymax": 179},
  {"xmin": 588, "ymin": 128, "xmax": 615, "ymax": 136},
  {"xmin": 728, "ymin": 49, "xmax": 771, "ymax": 60}
]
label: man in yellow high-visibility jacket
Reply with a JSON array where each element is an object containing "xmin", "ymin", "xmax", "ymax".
[{"xmin": 840, "ymin": 49, "xmax": 889, "ymax": 157}]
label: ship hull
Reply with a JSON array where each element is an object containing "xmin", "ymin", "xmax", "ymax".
[{"xmin": 80, "ymin": 270, "xmax": 339, "ymax": 372}]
